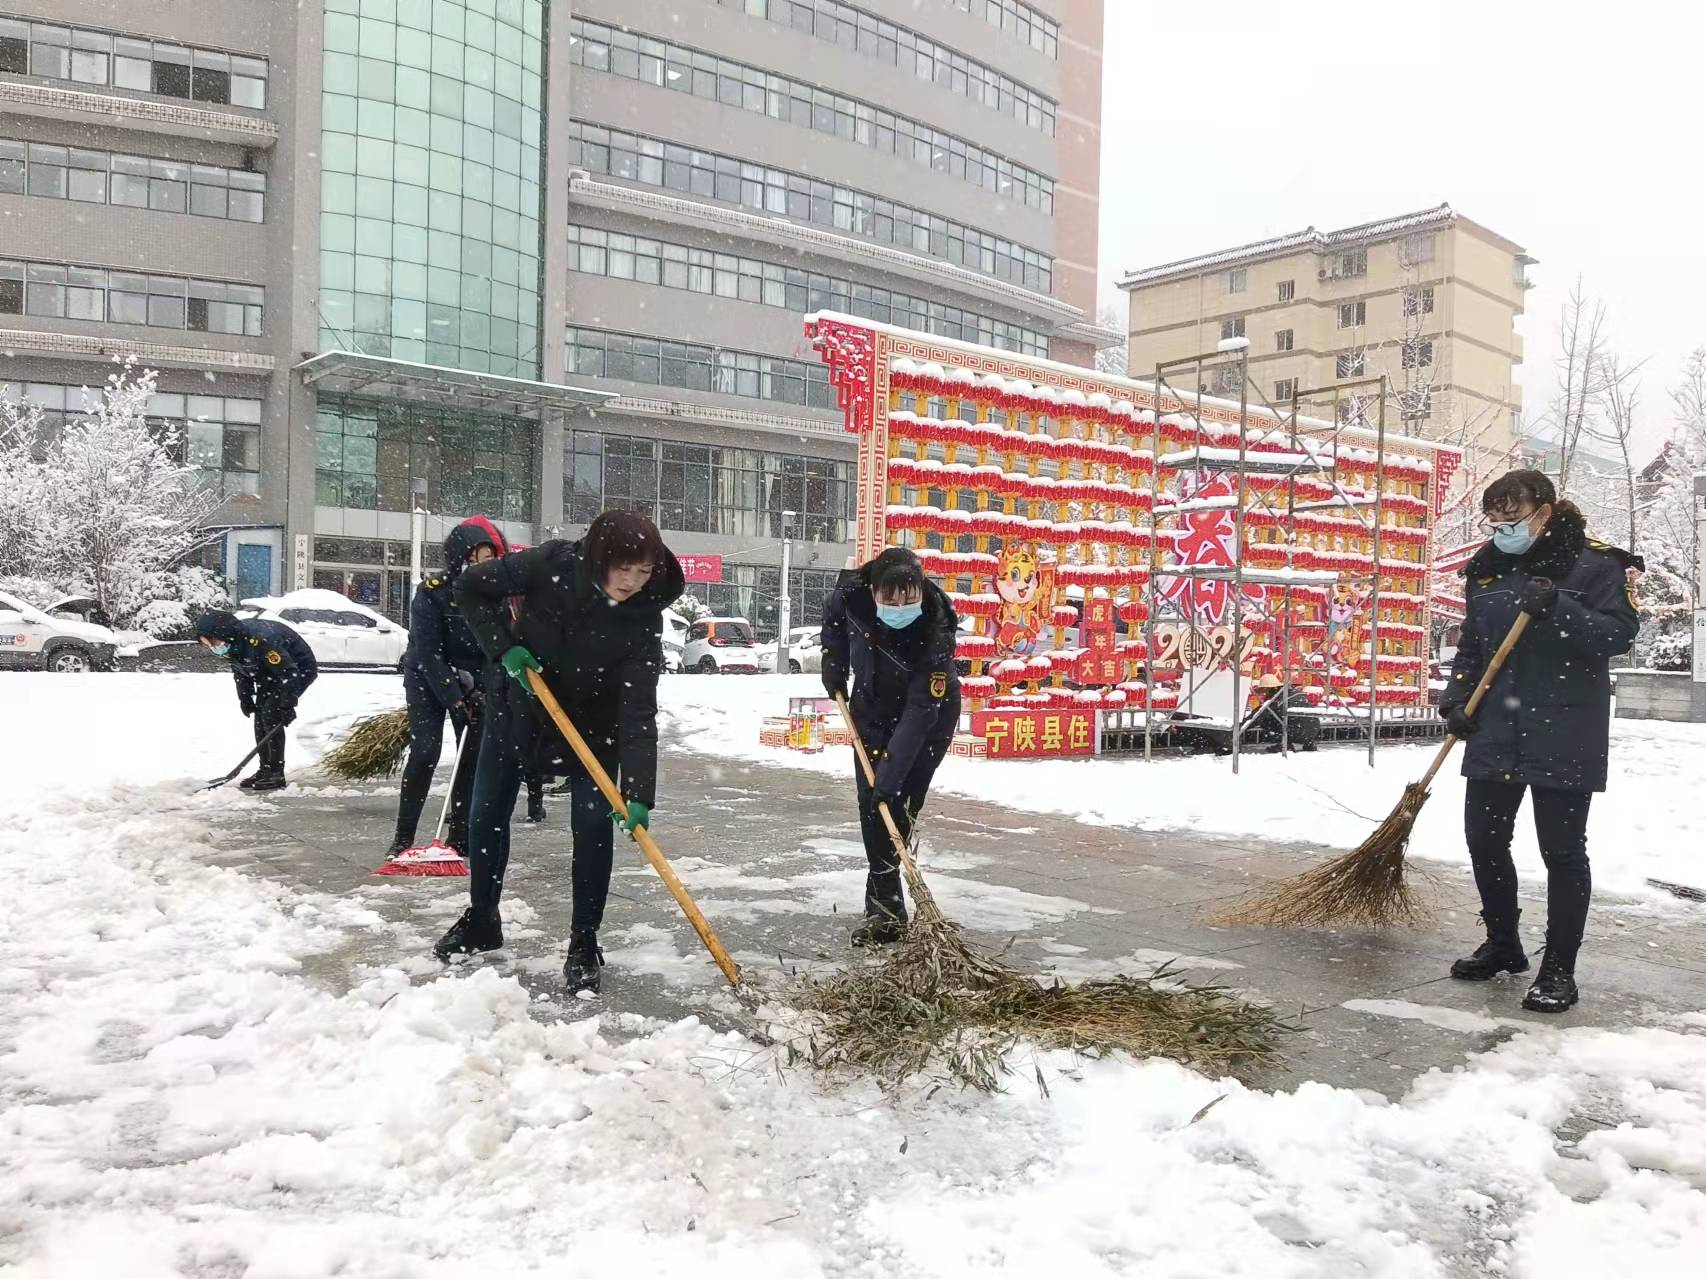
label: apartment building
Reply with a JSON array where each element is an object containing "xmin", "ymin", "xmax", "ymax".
[
  {"xmin": 0, "ymin": 0, "xmax": 1110, "ymax": 629},
  {"xmin": 1118, "ymin": 205, "xmax": 1530, "ymax": 465}
]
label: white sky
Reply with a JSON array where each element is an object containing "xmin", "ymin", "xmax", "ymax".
[{"xmin": 1096, "ymin": 0, "xmax": 1706, "ymax": 454}]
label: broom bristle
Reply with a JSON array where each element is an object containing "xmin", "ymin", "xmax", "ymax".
[
  {"xmin": 1209, "ymin": 781, "xmax": 1435, "ymax": 929},
  {"xmin": 321, "ymin": 708, "xmax": 412, "ymax": 780},
  {"xmin": 373, "ymin": 857, "xmax": 469, "ymax": 877}
]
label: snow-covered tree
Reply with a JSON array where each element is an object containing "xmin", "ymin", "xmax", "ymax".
[
  {"xmin": 0, "ymin": 396, "xmax": 50, "ymax": 576},
  {"xmin": 673, "ymin": 593, "xmax": 713, "ymax": 622},
  {"xmin": 1629, "ymin": 348, "xmax": 1706, "ymax": 669},
  {"xmin": 31, "ymin": 365, "xmax": 221, "ymax": 624},
  {"xmin": 1094, "ymin": 303, "xmax": 1129, "ymax": 377}
]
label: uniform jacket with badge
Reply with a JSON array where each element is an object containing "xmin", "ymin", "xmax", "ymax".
[
  {"xmin": 195, "ymin": 611, "xmax": 319, "ymax": 713},
  {"xmin": 407, "ymin": 517, "xmax": 506, "ymax": 710},
  {"xmin": 454, "ymin": 538, "xmax": 685, "ymax": 808},
  {"xmin": 821, "ymin": 567, "xmax": 960, "ymax": 796},
  {"xmin": 1442, "ymin": 504, "xmax": 1639, "ymax": 792}
]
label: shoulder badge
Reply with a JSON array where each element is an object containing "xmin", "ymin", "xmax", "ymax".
[
  {"xmin": 249, "ymin": 636, "xmax": 260, "ymax": 645},
  {"xmin": 424, "ymin": 576, "xmax": 441, "ymax": 589},
  {"xmin": 1474, "ymin": 576, "xmax": 1496, "ymax": 586},
  {"xmin": 929, "ymin": 671, "xmax": 948, "ymax": 700},
  {"xmin": 265, "ymin": 650, "xmax": 283, "ymax": 666}
]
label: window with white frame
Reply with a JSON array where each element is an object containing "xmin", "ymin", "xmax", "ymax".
[
  {"xmin": 1337, "ymin": 300, "xmax": 1366, "ymax": 329},
  {"xmin": 1275, "ymin": 328, "xmax": 1294, "ymax": 352},
  {"xmin": 1403, "ymin": 285, "xmax": 1435, "ymax": 317},
  {"xmin": 1277, "ymin": 279, "xmax": 1295, "ymax": 302},
  {"xmin": 1401, "ymin": 339, "xmax": 1434, "ymax": 370},
  {"xmin": 1336, "ymin": 350, "xmax": 1365, "ymax": 378},
  {"xmin": 1399, "ymin": 233, "xmax": 1435, "ymax": 267},
  {"xmin": 1226, "ymin": 267, "xmax": 1247, "ymax": 294},
  {"xmin": 1274, "ymin": 378, "xmax": 1296, "ymax": 402},
  {"xmin": 1220, "ymin": 316, "xmax": 1246, "ymax": 340}
]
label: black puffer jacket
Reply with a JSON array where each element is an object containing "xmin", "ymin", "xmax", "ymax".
[
  {"xmin": 407, "ymin": 518, "xmax": 507, "ymax": 710},
  {"xmin": 1443, "ymin": 505, "xmax": 1640, "ymax": 792},
  {"xmin": 821, "ymin": 566, "xmax": 960, "ymax": 795},
  {"xmin": 194, "ymin": 611, "xmax": 319, "ymax": 709},
  {"xmin": 455, "ymin": 539, "xmax": 685, "ymax": 806}
]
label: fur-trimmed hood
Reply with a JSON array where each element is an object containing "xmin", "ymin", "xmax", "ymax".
[{"xmin": 1463, "ymin": 501, "xmax": 1588, "ymax": 581}]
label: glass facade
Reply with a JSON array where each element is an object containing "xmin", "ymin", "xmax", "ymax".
[
  {"xmin": 565, "ymin": 428, "xmax": 854, "ymax": 544},
  {"xmin": 315, "ymin": 395, "xmax": 536, "ymax": 521},
  {"xmin": 686, "ymin": 563, "xmax": 843, "ymax": 640},
  {"xmin": 0, "ymin": 19, "xmax": 268, "ymax": 106},
  {"xmin": 565, "ymin": 327, "xmax": 836, "ymax": 412},
  {"xmin": 319, "ymin": 0, "xmax": 545, "ymax": 376},
  {"xmin": 0, "ymin": 139, "xmax": 265, "ymax": 222}
]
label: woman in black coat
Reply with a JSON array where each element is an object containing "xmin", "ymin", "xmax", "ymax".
[
  {"xmin": 1440, "ymin": 470, "xmax": 1639, "ymax": 1013},
  {"xmin": 438, "ymin": 511, "xmax": 684, "ymax": 992},
  {"xmin": 388, "ymin": 516, "xmax": 505, "ymax": 856}
]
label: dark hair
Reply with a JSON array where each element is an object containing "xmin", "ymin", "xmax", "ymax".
[
  {"xmin": 583, "ymin": 510, "xmax": 667, "ymax": 582},
  {"xmin": 868, "ymin": 546, "xmax": 926, "ymax": 600},
  {"xmin": 1482, "ymin": 469, "xmax": 1556, "ymax": 515}
]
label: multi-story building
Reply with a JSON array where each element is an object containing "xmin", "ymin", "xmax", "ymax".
[
  {"xmin": 1117, "ymin": 205, "xmax": 1530, "ymax": 468},
  {"xmin": 0, "ymin": 0, "xmax": 1110, "ymax": 630}
]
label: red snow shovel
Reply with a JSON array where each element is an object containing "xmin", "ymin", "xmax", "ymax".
[{"xmin": 373, "ymin": 724, "xmax": 473, "ymax": 878}]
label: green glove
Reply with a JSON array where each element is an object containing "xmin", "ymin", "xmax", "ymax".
[
  {"xmin": 500, "ymin": 645, "xmax": 542, "ymax": 693},
  {"xmin": 614, "ymin": 800, "xmax": 651, "ymax": 838}
]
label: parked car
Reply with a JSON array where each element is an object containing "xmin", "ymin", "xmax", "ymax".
[
  {"xmin": 236, "ymin": 588, "xmax": 408, "ymax": 669},
  {"xmin": 759, "ymin": 625, "xmax": 825, "ymax": 674},
  {"xmin": 0, "ymin": 590, "xmax": 118, "ymax": 672},
  {"xmin": 661, "ymin": 608, "xmax": 689, "ymax": 672},
  {"xmin": 682, "ymin": 617, "xmax": 760, "ymax": 673}
]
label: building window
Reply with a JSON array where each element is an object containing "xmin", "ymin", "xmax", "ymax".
[
  {"xmin": 1274, "ymin": 378, "xmax": 1295, "ymax": 402},
  {"xmin": 565, "ymin": 226, "xmax": 1048, "ymax": 357},
  {"xmin": 1226, "ymin": 268, "xmax": 1247, "ymax": 294},
  {"xmin": 1336, "ymin": 351, "xmax": 1365, "ymax": 378},
  {"xmin": 1211, "ymin": 365, "xmax": 1241, "ymax": 395},
  {"xmin": 564, "ymin": 427, "xmax": 854, "ymax": 546},
  {"xmin": 1401, "ymin": 339, "xmax": 1434, "ymax": 370},
  {"xmin": 566, "ymin": 122, "xmax": 1053, "ymax": 294},
  {"xmin": 569, "ymin": 20, "xmax": 1055, "ymax": 214},
  {"xmin": 1403, "ymin": 285, "xmax": 1434, "ymax": 317},
  {"xmin": 0, "ymin": 257, "xmax": 262, "ymax": 336},
  {"xmin": 315, "ymin": 397, "xmax": 536, "ymax": 522},
  {"xmin": 1399, "ymin": 233, "xmax": 1435, "ymax": 267},
  {"xmin": 1277, "ymin": 279, "xmax": 1295, "ymax": 303},
  {"xmin": 1220, "ymin": 316, "xmax": 1245, "ymax": 340},
  {"xmin": 1329, "ymin": 248, "xmax": 1367, "ymax": 278},
  {"xmin": 0, "ymin": 19, "xmax": 267, "ymax": 107},
  {"xmin": 1275, "ymin": 328, "xmax": 1294, "ymax": 352},
  {"xmin": 1402, "ymin": 389, "xmax": 1432, "ymax": 421},
  {"xmin": 565, "ymin": 327, "xmax": 836, "ymax": 413},
  {"xmin": 706, "ymin": 0, "xmax": 1056, "ymax": 134},
  {"xmin": 1337, "ymin": 301, "xmax": 1366, "ymax": 329}
]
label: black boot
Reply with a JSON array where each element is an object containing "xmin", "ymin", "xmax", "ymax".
[
  {"xmin": 525, "ymin": 792, "xmax": 547, "ymax": 823},
  {"xmin": 434, "ymin": 906, "xmax": 504, "ymax": 961},
  {"xmin": 445, "ymin": 824, "xmax": 468, "ymax": 854},
  {"xmin": 1450, "ymin": 912, "xmax": 1528, "ymax": 981},
  {"xmin": 563, "ymin": 928, "xmax": 604, "ymax": 993},
  {"xmin": 247, "ymin": 769, "xmax": 287, "ymax": 793},
  {"xmin": 238, "ymin": 772, "xmax": 263, "ymax": 791},
  {"xmin": 854, "ymin": 869, "xmax": 909, "ymax": 947},
  {"xmin": 387, "ymin": 827, "xmax": 415, "ymax": 856},
  {"xmin": 851, "ymin": 913, "xmax": 908, "ymax": 947},
  {"xmin": 1522, "ymin": 949, "xmax": 1580, "ymax": 1014}
]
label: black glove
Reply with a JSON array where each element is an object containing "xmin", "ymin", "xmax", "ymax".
[
  {"xmin": 275, "ymin": 702, "xmax": 298, "ymax": 728},
  {"xmin": 1519, "ymin": 576, "xmax": 1557, "ymax": 617},
  {"xmin": 867, "ymin": 784, "xmax": 901, "ymax": 817},
  {"xmin": 1441, "ymin": 705, "xmax": 1479, "ymax": 738},
  {"xmin": 823, "ymin": 675, "xmax": 847, "ymax": 701},
  {"xmin": 238, "ymin": 695, "xmax": 255, "ymax": 717}
]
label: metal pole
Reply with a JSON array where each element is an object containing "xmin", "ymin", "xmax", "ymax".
[
  {"xmin": 777, "ymin": 528, "xmax": 793, "ymax": 675},
  {"xmin": 1228, "ymin": 345, "xmax": 1250, "ymax": 774},
  {"xmin": 1367, "ymin": 377, "xmax": 1388, "ymax": 766},
  {"xmin": 1281, "ymin": 384, "xmax": 1299, "ymax": 754},
  {"xmin": 1144, "ymin": 367, "xmax": 1164, "ymax": 762}
]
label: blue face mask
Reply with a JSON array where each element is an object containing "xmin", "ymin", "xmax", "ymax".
[
  {"xmin": 1490, "ymin": 519, "xmax": 1538, "ymax": 555},
  {"xmin": 876, "ymin": 602, "xmax": 924, "ymax": 630},
  {"xmin": 208, "ymin": 641, "xmax": 231, "ymax": 657}
]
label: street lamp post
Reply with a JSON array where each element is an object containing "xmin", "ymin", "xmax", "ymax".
[
  {"xmin": 776, "ymin": 509, "xmax": 798, "ymax": 675},
  {"xmin": 408, "ymin": 478, "xmax": 429, "ymax": 608}
]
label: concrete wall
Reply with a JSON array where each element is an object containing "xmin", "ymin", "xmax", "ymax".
[{"xmin": 1614, "ymin": 670, "xmax": 1706, "ymax": 723}]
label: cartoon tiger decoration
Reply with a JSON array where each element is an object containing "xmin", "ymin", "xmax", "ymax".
[{"xmin": 993, "ymin": 541, "xmax": 1056, "ymax": 655}]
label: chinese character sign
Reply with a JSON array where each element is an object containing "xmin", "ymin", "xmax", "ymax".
[
  {"xmin": 972, "ymin": 709, "xmax": 1097, "ymax": 758},
  {"xmin": 678, "ymin": 554, "xmax": 724, "ymax": 584}
]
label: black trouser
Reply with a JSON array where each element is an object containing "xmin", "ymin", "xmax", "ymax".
[
  {"xmin": 466, "ymin": 727, "xmax": 616, "ymax": 931},
  {"xmin": 852, "ymin": 724, "xmax": 953, "ymax": 921},
  {"xmin": 1465, "ymin": 779, "xmax": 1593, "ymax": 970},
  {"xmin": 251, "ymin": 688, "xmax": 299, "ymax": 774},
  {"xmin": 394, "ymin": 663, "xmax": 475, "ymax": 845}
]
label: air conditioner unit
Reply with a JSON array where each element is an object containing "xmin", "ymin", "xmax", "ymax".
[{"xmin": 1317, "ymin": 268, "xmax": 1330, "ymax": 280}]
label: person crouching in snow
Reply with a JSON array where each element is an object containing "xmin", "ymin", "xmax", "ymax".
[
  {"xmin": 437, "ymin": 511, "xmax": 684, "ymax": 993},
  {"xmin": 821, "ymin": 546, "xmax": 961, "ymax": 946},
  {"xmin": 1441, "ymin": 470, "xmax": 1640, "ymax": 1013},
  {"xmin": 194, "ymin": 609, "xmax": 319, "ymax": 791},
  {"xmin": 387, "ymin": 516, "xmax": 506, "ymax": 858}
]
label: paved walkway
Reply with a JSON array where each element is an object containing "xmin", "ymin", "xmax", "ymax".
[{"xmin": 203, "ymin": 740, "xmax": 1706, "ymax": 1098}]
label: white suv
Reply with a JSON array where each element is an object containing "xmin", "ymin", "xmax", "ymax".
[
  {"xmin": 0, "ymin": 590, "xmax": 119, "ymax": 672},
  {"xmin": 682, "ymin": 617, "xmax": 760, "ymax": 674}
]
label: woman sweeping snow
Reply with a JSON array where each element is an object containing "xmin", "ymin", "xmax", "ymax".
[{"xmin": 436, "ymin": 511, "xmax": 684, "ymax": 993}]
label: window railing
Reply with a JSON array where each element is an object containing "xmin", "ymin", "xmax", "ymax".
[
  {"xmin": 0, "ymin": 18, "xmax": 267, "ymax": 109},
  {"xmin": 568, "ymin": 122, "xmax": 1053, "ymax": 294},
  {"xmin": 570, "ymin": 21, "xmax": 1054, "ymax": 214},
  {"xmin": 567, "ymin": 225, "xmax": 1047, "ymax": 356},
  {"xmin": 0, "ymin": 138, "xmax": 264, "ymax": 222},
  {"xmin": 0, "ymin": 257, "xmax": 263, "ymax": 336},
  {"xmin": 704, "ymin": 0, "xmax": 1055, "ymax": 134},
  {"xmin": 566, "ymin": 325, "xmax": 836, "ymax": 412},
  {"xmin": 950, "ymin": 0, "xmax": 1059, "ymax": 58}
]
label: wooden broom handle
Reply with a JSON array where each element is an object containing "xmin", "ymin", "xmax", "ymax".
[
  {"xmin": 834, "ymin": 692, "xmax": 922, "ymax": 876},
  {"xmin": 526, "ymin": 669, "xmax": 741, "ymax": 988},
  {"xmin": 1417, "ymin": 610, "xmax": 1532, "ymax": 790}
]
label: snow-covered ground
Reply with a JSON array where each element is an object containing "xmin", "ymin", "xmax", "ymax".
[
  {"xmin": 660, "ymin": 675, "xmax": 1706, "ymax": 903},
  {"xmin": 2, "ymin": 673, "xmax": 1703, "ymax": 1276}
]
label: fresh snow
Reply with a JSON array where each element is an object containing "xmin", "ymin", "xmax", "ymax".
[{"xmin": 1, "ymin": 673, "xmax": 1703, "ymax": 1276}]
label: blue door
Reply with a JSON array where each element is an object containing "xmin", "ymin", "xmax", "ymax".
[{"xmin": 235, "ymin": 543, "xmax": 272, "ymax": 601}]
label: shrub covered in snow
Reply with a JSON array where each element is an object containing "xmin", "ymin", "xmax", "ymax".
[{"xmin": 132, "ymin": 599, "xmax": 192, "ymax": 640}]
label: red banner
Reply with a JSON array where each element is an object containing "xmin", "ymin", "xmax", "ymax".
[
  {"xmin": 972, "ymin": 709, "xmax": 1097, "ymax": 759},
  {"xmin": 678, "ymin": 554, "xmax": 724, "ymax": 584}
]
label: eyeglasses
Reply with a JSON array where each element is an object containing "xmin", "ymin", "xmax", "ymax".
[{"xmin": 1479, "ymin": 512, "xmax": 1533, "ymax": 536}]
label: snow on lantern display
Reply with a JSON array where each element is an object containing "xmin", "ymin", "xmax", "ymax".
[{"xmin": 785, "ymin": 313, "xmax": 1461, "ymax": 760}]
